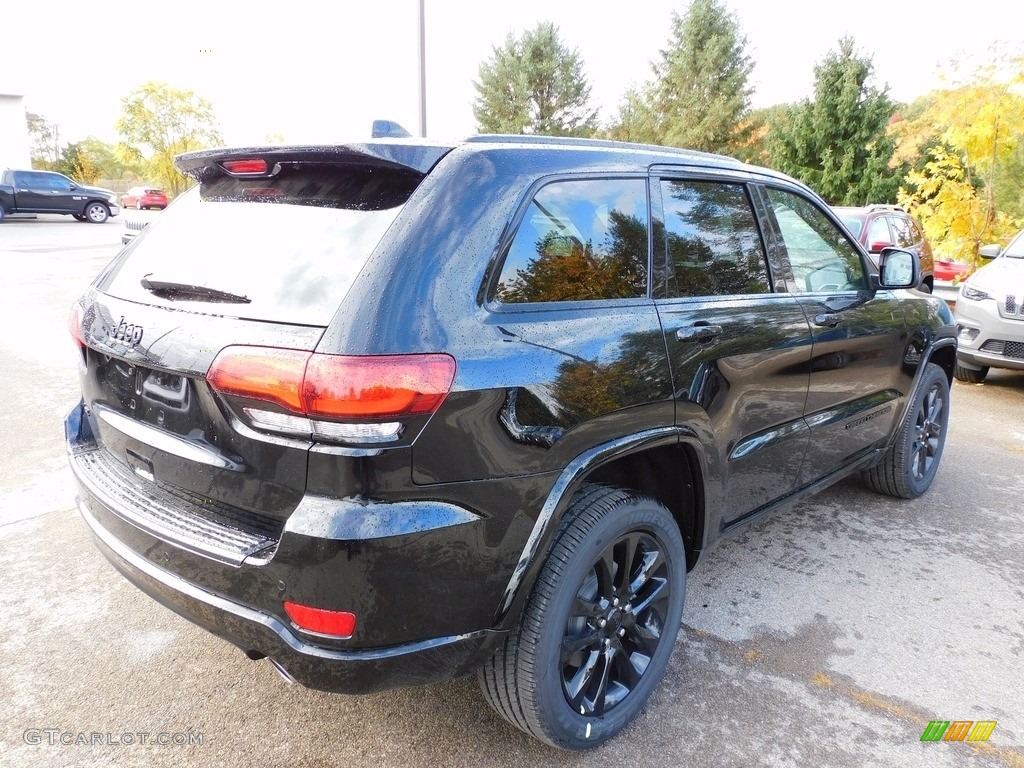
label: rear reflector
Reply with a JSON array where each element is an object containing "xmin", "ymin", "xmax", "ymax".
[
  {"xmin": 69, "ymin": 302, "xmax": 85, "ymax": 350},
  {"xmin": 283, "ymin": 601, "xmax": 356, "ymax": 637},
  {"xmin": 207, "ymin": 347, "xmax": 456, "ymax": 420}
]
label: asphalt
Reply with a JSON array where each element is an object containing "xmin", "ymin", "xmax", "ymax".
[{"xmin": 0, "ymin": 217, "xmax": 1021, "ymax": 768}]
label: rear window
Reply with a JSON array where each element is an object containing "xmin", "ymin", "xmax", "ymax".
[{"xmin": 99, "ymin": 164, "xmax": 420, "ymax": 326}]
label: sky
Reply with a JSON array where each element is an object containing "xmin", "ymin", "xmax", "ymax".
[{"xmin": 4, "ymin": 0, "xmax": 1021, "ymax": 148}]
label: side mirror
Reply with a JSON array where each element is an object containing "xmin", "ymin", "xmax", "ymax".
[
  {"xmin": 978, "ymin": 244, "xmax": 1000, "ymax": 259},
  {"xmin": 868, "ymin": 240, "xmax": 893, "ymax": 254},
  {"xmin": 878, "ymin": 247, "xmax": 919, "ymax": 289}
]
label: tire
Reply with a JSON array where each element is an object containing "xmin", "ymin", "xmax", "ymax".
[
  {"xmin": 478, "ymin": 484, "xmax": 686, "ymax": 749},
  {"xmin": 0, "ymin": 205, "xmax": 5, "ymax": 223},
  {"xmin": 919, "ymin": 279, "xmax": 933, "ymax": 294},
  {"xmin": 954, "ymin": 363, "xmax": 988, "ymax": 383},
  {"xmin": 72, "ymin": 214, "xmax": 86, "ymax": 222},
  {"xmin": 84, "ymin": 202, "xmax": 109, "ymax": 224},
  {"xmin": 862, "ymin": 363, "xmax": 950, "ymax": 499}
]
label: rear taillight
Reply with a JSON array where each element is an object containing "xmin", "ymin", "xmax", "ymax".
[
  {"xmin": 69, "ymin": 302, "xmax": 86, "ymax": 351},
  {"xmin": 283, "ymin": 601, "xmax": 356, "ymax": 638},
  {"xmin": 304, "ymin": 354, "xmax": 456, "ymax": 419},
  {"xmin": 206, "ymin": 347, "xmax": 308, "ymax": 412},
  {"xmin": 206, "ymin": 346, "xmax": 456, "ymax": 444}
]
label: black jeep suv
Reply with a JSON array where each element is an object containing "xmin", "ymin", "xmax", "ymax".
[{"xmin": 66, "ymin": 136, "xmax": 956, "ymax": 749}]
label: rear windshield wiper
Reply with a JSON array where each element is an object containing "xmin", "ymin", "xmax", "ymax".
[{"xmin": 140, "ymin": 275, "xmax": 252, "ymax": 304}]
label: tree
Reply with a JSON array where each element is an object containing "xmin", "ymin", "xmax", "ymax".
[
  {"xmin": 116, "ymin": 82, "xmax": 222, "ymax": 196},
  {"xmin": 53, "ymin": 143, "xmax": 98, "ymax": 184},
  {"xmin": 52, "ymin": 137, "xmax": 143, "ymax": 185},
  {"xmin": 893, "ymin": 54, "xmax": 1024, "ymax": 262},
  {"xmin": 473, "ymin": 22, "xmax": 598, "ymax": 136},
  {"xmin": 730, "ymin": 105, "xmax": 790, "ymax": 165},
  {"xmin": 601, "ymin": 88, "xmax": 657, "ymax": 143},
  {"xmin": 770, "ymin": 37, "xmax": 897, "ymax": 205},
  {"xmin": 26, "ymin": 112, "xmax": 60, "ymax": 169},
  {"xmin": 638, "ymin": 0, "xmax": 754, "ymax": 153}
]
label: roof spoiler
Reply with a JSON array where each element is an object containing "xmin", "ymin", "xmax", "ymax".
[{"xmin": 176, "ymin": 140, "xmax": 453, "ymax": 181}]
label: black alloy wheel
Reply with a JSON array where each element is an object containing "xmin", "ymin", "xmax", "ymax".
[
  {"xmin": 561, "ymin": 530, "xmax": 671, "ymax": 717},
  {"xmin": 478, "ymin": 484, "xmax": 686, "ymax": 749},
  {"xmin": 909, "ymin": 379, "xmax": 945, "ymax": 483},
  {"xmin": 862, "ymin": 362, "xmax": 950, "ymax": 498}
]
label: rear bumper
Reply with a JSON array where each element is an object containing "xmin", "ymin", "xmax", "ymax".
[
  {"xmin": 77, "ymin": 497, "xmax": 499, "ymax": 693},
  {"xmin": 65, "ymin": 399, "xmax": 520, "ymax": 693}
]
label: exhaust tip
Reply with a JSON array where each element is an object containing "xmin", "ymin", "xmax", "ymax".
[{"xmin": 269, "ymin": 658, "xmax": 297, "ymax": 684}]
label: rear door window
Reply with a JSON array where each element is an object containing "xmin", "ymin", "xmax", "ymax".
[
  {"xmin": 99, "ymin": 164, "xmax": 421, "ymax": 326},
  {"xmin": 493, "ymin": 178, "xmax": 649, "ymax": 304},
  {"xmin": 658, "ymin": 180, "xmax": 770, "ymax": 298}
]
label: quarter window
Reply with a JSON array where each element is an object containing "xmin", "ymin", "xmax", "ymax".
[
  {"xmin": 659, "ymin": 180, "xmax": 769, "ymax": 298},
  {"xmin": 765, "ymin": 188, "xmax": 866, "ymax": 293},
  {"xmin": 866, "ymin": 217, "xmax": 892, "ymax": 249},
  {"xmin": 494, "ymin": 179, "xmax": 649, "ymax": 304},
  {"xmin": 890, "ymin": 215, "xmax": 917, "ymax": 249}
]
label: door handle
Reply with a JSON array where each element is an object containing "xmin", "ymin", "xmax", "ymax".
[
  {"xmin": 676, "ymin": 324, "xmax": 722, "ymax": 343},
  {"xmin": 813, "ymin": 313, "xmax": 840, "ymax": 328}
]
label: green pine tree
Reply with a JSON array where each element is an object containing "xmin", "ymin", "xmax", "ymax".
[
  {"xmin": 607, "ymin": 0, "xmax": 753, "ymax": 152},
  {"xmin": 770, "ymin": 37, "xmax": 898, "ymax": 205},
  {"xmin": 473, "ymin": 22, "xmax": 598, "ymax": 137}
]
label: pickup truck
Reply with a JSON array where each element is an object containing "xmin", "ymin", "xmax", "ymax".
[{"xmin": 0, "ymin": 169, "xmax": 120, "ymax": 223}]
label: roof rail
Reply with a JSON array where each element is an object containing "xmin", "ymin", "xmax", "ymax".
[
  {"xmin": 865, "ymin": 203, "xmax": 905, "ymax": 213},
  {"xmin": 464, "ymin": 134, "xmax": 740, "ymax": 164}
]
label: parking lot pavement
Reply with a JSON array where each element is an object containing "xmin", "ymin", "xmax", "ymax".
[{"xmin": 1, "ymin": 221, "xmax": 1022, "ymax": 767}]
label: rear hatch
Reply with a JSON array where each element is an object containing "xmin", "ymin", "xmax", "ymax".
[{"xmin": 72, "ymin": 143, "xmax": 449, "ymax": 563}]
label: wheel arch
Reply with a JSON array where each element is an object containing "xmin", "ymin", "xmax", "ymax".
[
  {"xmin": 491, "ymin": 427, "xmax": 708, "ymax": 631},
  {"xmin": 926, "ymin": 338, "xmax": 956, "ymax": 384},
  {"xmin": 583, "ymin": 443, "xmax": 704, "ymax": 571}
]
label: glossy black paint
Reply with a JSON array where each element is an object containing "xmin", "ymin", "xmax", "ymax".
[
  {"xmin": 0, "ymin": 169, "xmax": 116, "ymax": 219},
  {"xmin": 66, "ymin": 136, "xmax": 957, "ymax": 694}
]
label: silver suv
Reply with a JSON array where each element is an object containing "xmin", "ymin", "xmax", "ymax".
[{"xmin": 954, "ymin": 229, "xmax": 1024, "ymax": 382}]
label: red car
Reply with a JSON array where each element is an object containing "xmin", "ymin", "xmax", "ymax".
[
  {"xmin": 934, "ymin": 259, "xmax": 973, "ymax": 283},
  {"xmin": 120, "ymin": 186, "xmax": 168, "ymax": 210},
  {"xmin": 833, "ymin": 204, "xmax": 935, "ymax": 292}
]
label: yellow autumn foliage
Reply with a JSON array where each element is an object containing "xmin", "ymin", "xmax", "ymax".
[{"xmin": 891, "ymin": 54, "xmax": 1024, "ymax": 263}]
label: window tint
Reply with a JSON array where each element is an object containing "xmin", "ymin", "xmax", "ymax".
[
  {"xmin": 20, "ymin": 172, "xmax": 52, "ymax": 190},
  {"xmin": 659, "ymin": 180, "xmax": 770, "ymax": 298},
  {"xmin": 100, "ymin": 164, "xmax": 421, "ymax": 326},
  {"xmin": 866, "ymin": 217, "xmax": 892, "ymax": 248},
  {"xmin": 494, "ymin": 178, "xmax": 649, "ymax": 304},
  {"xmin": 766, "ymin": 188, "xmax": 866, "ymax": 293},
  {"xmin": 890, "ymin": 215, "xmax": 917, "ymax": 248}
]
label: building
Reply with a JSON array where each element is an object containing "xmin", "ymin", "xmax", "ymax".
[{"xmin": 0, "ymin": 89, "xmax": 31, "ymax": 170}]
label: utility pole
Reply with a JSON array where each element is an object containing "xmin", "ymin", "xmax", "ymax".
[{"xmin": 417, "ymin": 0, "xmax": 427, "ymax": 137}]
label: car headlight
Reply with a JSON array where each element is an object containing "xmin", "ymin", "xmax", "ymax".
[{"xmin": 960, "ymin": 284, "xmax": 993, "ymax": 301}]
